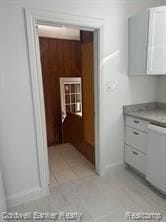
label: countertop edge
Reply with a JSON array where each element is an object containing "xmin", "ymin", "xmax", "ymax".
[{"xmin": 124, "ymin": 112, "xmax": 166, "ymax": 128}]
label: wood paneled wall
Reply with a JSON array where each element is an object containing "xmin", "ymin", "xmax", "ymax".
[
  {"xmin": 40, "ymin": 32, "xmax": 95, "ymax": 165},
  {"xmin": 80, "ymin": 31, "xmax": 93, "ymax": 44},
  {"xmin": 63, "ymin": 31, "xmax": 95, "ymax": 164},
  {"xmin": 81, "ymin": 31, "xmax": 95, "ymax": 164},
  {"xmin": 39, "ymin": 37, "xmax": 82, "ymax": 146},
  {"xmin": 82, "ymin": 39, "xmax": 95, "ymax": 146}
]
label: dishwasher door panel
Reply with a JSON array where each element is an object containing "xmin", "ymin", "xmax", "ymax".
[{"xmin": 146, "ymin": 124, "xmax": 166, "ymax": 193}]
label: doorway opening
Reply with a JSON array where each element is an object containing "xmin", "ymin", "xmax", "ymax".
[
  {"xmin": 25, "ymin": 8, "xmax": 104, "ymax": 195},
  {"xmin": 37, "ymin": 24, "xmax": 96, "ymax": 185}
]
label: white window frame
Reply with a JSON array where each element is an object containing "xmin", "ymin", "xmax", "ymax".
[{"xmin": 60, "ymin": 77, "xmax": 82, "ymax": 121}]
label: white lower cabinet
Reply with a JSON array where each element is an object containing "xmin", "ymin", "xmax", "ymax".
[
  {"xmin": 125, "ymin": 145, "xmax": 146, "ymax": 174},
  {"xmin": 125, "ymin": 126, "xmax": 147, "ymax": 154},
  {"xmin": 124, "ymin": 116, "xmax": 147, "ymax": 175},
  {"xmin": 146, "ymin": 124, "xmax": 166, "ymax": 193},
  {"xmin": 125, "ymin": 115, "xmax": 166, "ymax": 194},
  {"xmin": 126, "ymin": 116, "xmax": 148, "ymax": 132}
]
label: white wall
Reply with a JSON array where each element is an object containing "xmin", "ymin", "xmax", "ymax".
[
  {"xmin": 161, "ymin": 0, "xmax": 166, "ymax": 4},
  {"xmin": 0, "ymin": 167, "xmax": 6, "ymax": 218},
  {"xmin": 1, "ymin": 0, "xmax": 163, "ymax": 206},
  {"xmin": 157, "ymin": 1, "xmax": 166, "ymax": 103},
  {"xmin": 0, "ymin": 2, "xmax": 6, "ymax": 215},
  {"xmin": 157, "ymin": 77, "xmax": 166, "ymax": 103}
]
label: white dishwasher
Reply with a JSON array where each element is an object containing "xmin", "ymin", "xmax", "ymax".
[{"xmin": 146, "ymin": 123, "xmax": 166, "ymax": 194}]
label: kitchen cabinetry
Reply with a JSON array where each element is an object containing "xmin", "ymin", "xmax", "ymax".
[
  {"xmin": 146, "ymin": 124, "xmax": 166, "ymax": 194},
  {"xmin": 128, "ymin": 6, "xmax": 166, "ymax": 75},
  {"xmin": 124, "ymin": 116, "xmax": 148, "ymax": 175},
  {"xmin": 125, "ymin": 145, "xmax": 146, "ymax": 175},
  {"xmin": 147, "ymin": 7, "xmax": 166, "ymax": 74},
  {"xmin": 124, "ymin": 115, "xmax": 166, "ymax": 194}
]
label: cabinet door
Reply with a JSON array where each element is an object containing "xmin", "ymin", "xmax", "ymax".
[
  {"xmin": 128, "ymin": 12, "xmax": 148, "ymax": 75},
  {"xmin": 147, "ymin": 6, "xmax": 166, "ymax": 75},
  {"xmin": 146, "ymin": 125, "xmax": 166, "ymax": 193}
]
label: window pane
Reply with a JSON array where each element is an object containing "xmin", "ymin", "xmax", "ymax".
[
  {"xmin": 71, "ymin": 104, "xmax": 75, "ymax": 113},
  {"xmin": 75, "ymin": 103, "xmax": 81, "ymax": 112},
  {"xmin": 64, "ymin": 84, "xmax": 70, "ymax": 94},
  {"xmin": 71, "ymin": 94, "xmax": 75, "ymax": 104},
  {"xmin": 71, "ymin": 84, "xmax": 75, "ymax": 93},
  {"xmin": 76, "ymin": 94, "xmax": 80, "ymax": 103},
  {"xmin": 65, "ymin": 95, "xmax": 70, "ymax": 104},
  {"xmin": 75, "ymin": 84, "xmax": 80, "ymax": 93}
]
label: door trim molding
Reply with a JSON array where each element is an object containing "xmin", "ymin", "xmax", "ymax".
[{"xmin": 25, "ymin": 8, "xmax": 105, "ymax": 198}]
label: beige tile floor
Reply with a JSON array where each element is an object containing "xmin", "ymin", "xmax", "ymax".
[{"xmin": 48, "ymin": 143, "xmax": 96, "ymax": 186}]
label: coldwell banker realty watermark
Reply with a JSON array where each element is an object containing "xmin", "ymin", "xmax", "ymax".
[
  {"xmin": 1, "ymin": 211, "xmax": 82, "ymax": 221},
  {"xmin": 1, "ymin": 211, "xmax": 164, "ymax": 221},
  {"xmin": 125, "ymin": 212, "xmax": 163, "ymax": 221}
]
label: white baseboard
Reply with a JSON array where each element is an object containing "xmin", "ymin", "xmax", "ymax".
[
  {"xmin": 7, "ymin": 186, "xmax": 45, "ymax": 208},
  {"xmin": 104, "ymin": 161, "xmax": 124, "ymax": 175}
]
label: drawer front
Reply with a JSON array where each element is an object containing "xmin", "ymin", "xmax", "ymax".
[
  {"xmin": 125, "ymin": 145, "xmax": 146, "ymax": 174},
  {"xmin": 125, "ymin": 126, "xmax": 147, "ymax": 153},
  {"xmin": 126, "ymin": 116, "xmax": 148, "ymax": 132}
]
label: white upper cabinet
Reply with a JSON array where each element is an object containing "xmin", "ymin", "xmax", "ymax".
[
  {"xmin": 147, "ymin": 7, "xmax": 166, "ymax": 75},
  {"xmin": 128, "ymin": 6, "xmax": 166, "ymax": 76},
  {"xmin": 128, "ymin": 12, "xmax": 148, "ymax": 76}
]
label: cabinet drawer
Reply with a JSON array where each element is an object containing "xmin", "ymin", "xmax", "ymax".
[
  {"xmin": 126, "ymin": 116, "xmax": 148, "ymax": 132},
  {"xmin": 125, "ymin": 145, "xmax": 146, "ymax": 174},
  {"xmin": 125, "ymin": 126, "xmax": 147, "ymax": 153}
]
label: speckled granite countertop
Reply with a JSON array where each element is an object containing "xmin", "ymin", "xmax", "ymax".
[{"xmin": 123, "ymin": 102, "xmax": 166, "ymax": 127}]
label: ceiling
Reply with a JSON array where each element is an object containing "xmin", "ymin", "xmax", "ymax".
[{"xmin": 37, "ymin": 25, "xmax": 80, "ymax": 41}]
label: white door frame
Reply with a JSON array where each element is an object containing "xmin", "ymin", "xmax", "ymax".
[{"xmin": 25, "ymin": 8, "xmax": 105, "ymax": 196}]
